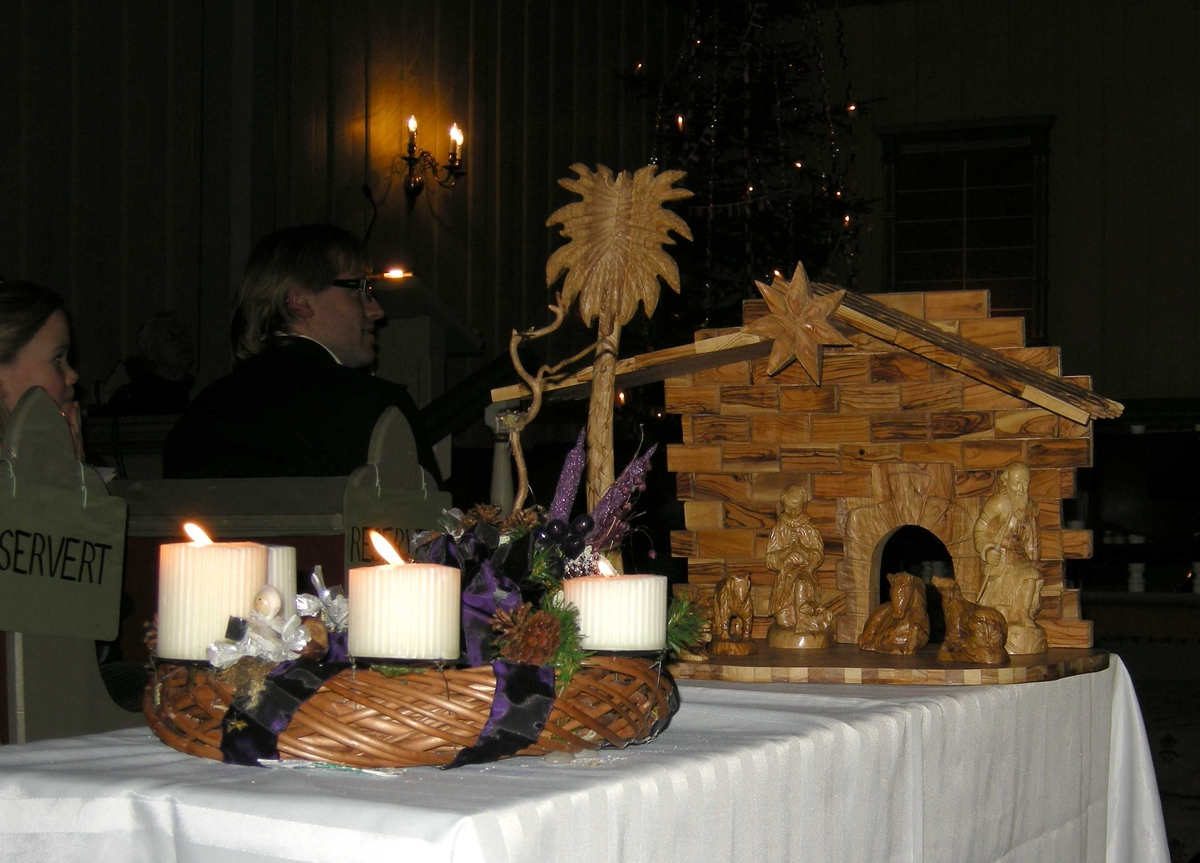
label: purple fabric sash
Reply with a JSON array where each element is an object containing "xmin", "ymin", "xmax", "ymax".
[
  {"xmin": 219, "ymin": 632, "xmax": 350, "ymax": 766},
  {"xmin": 446, "ymin": 659, "xmax": 556, "ymax": 769}
]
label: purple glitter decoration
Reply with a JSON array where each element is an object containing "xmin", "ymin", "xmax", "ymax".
[
  {"xmin": 587, "ymin": 444, "xmax": 657, "ymax": 550},
  {"xmin": 548, "ymin": 428, "xmax": 587, "ymax": 522}
]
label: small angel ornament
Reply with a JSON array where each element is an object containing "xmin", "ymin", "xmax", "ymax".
[{"xmin": 206, "ymin": 584, "xmax": 310, "ymax": 668}]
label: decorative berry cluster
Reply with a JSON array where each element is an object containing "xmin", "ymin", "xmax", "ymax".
[{"xmin": 534, "ymin": 514, "xmax": 594, "ymax": 559}]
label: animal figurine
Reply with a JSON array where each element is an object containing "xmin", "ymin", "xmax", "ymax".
[
  {"xmin": 932, "ymin": 575, "xmax": 1008, "ymax": 665},
  {"xmin": 857, "ymin": 571, "xmax": 930, "ymax": 656},
  {"xmin": 710, "ymin": 572, "xmax": 755, "ymax": 656}
]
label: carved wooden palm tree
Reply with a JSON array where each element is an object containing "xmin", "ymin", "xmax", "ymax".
[{"xmin": 545, "ymin": 163, "xmax": 692, "ymax": 509}]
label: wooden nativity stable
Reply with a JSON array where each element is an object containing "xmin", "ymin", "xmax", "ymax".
[{"xmin": 663, "ymin": 284, "xmax": 1122, "ymax": 653}]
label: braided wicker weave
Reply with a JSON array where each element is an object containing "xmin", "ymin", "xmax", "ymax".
[{"xmin": 145, "ymin": 656, "xmax": 676, "ymax": 768}]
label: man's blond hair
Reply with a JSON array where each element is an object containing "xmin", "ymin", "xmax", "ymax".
[{"xmin": 232, "ymin": 225, "xmax": 368, "ymax": 361}]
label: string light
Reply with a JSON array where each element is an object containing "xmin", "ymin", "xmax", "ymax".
[{"xmin": 652, "ymin": 4, "xmax": 865, "ymax": 308}]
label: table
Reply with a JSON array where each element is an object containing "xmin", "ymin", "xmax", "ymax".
[{"xmin": 0, "ymin": 657, "xmax": 1168, "ymax": 863}]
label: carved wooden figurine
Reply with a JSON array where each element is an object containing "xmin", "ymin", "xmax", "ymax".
[
  {"xmin": 932, "ymin": 575, "xmax": 1008, "ymax": 665},
  {"xmin": 974, "ymin": 462, "xmax": 1047, "ymax": 655},
  {"xmin": 765, "ymin": 485, "xmax": 834, "ymax": 649},
  {"xmin": 857, "ymin": 572, "xmax": 930, "ymax": 656},
  {"xmin": 710, "ymin": 572, "xmax": 755, "ymax": 656}
]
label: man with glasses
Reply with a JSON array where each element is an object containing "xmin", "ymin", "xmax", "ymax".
[{"xmin": 164, "ymin": 224, "xmax": 441, "ymax": 483}]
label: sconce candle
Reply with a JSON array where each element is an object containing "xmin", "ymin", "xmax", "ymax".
[
  {"xmin": 348, "ymin": 531, "xmax": 461, "ymax": 660},
  {"xmin": 562, "ymin": 560, "xmax": 666, "ymax": 652},
  {"xmin": 156, "ymin": 524, "xmax": 268, "ymax": 661},
  {"xmin": 449, "ymin": 123, "xmax": 464, "ymax": 167},
  {"xmin": 401, "ymin": 118, "xmax": 465, "ymax": 201}
]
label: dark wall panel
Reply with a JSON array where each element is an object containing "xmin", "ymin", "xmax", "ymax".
[
  {"xmin": 11, "ymin": 1, "xmax": 1192, "ymax": 404},
  {"xmin": 843, "ymin": 0, "xmax": 1200, "ymax": 399}
]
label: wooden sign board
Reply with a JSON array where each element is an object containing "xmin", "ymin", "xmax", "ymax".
[
  {"xmin": 342, "ymin": 406, "xmax": 451, "ymax": 570},
  {"xmin": 2, "ymin": 387, "xmax": 138, "ymax": 743},
  {"xmin": 0, "ymin": 480, "xmax": 126, "ymax": 640}
]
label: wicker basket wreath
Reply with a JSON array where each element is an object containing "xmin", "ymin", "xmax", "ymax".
[{"xmin": 145, "ymin": 655, "xmax": 676, "ymax": 768}]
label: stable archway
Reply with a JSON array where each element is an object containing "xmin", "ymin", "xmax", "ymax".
[
  {"xmin": 878, "ymin": 525, "xmax": 953, "ymax": 643},
  {"xmin": 839, "ymin": 463, "xmax": 980, "ymax": 643}
]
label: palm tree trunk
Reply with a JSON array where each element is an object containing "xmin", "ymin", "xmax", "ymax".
[{"xmin": 586, "ymin": 315, "xmax": 622, "ymax": 511}]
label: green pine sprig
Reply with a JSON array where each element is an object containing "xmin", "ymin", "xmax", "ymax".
[
  {"xmin": 665, "ymin": 594, "xmax": 705, "ymax": 658},
  {"xmin": 526, "ymin": 542, "xmax": 564, "ymax": 594},
  {"xmin": 540, "ymin": 593, "xmax": 589, "ymax": 692}
]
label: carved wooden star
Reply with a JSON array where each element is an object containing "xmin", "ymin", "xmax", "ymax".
[{"xmin": 745, "ymin": 262, "xmax": 851, "ymax": 383}]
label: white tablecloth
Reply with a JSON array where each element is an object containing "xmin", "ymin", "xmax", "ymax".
[{"xmin": 0, "ymin": 657, "xmax": 1168, "ymax": 863}]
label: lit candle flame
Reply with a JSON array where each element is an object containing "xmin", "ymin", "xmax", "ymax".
[
  {"xmin": 676, "ymin": 115, "xmax": 684, "ymax": 132},
  {"xmin": 596, "ymin": 557, "xmax": 619, "ymax": 577},
  {"xmin": 407, "ymin": 115, "xmax": 418, "ymax": 133},
  {"xmin": 449, "ymin": 123, "xmax": 463, "ymax": 147},
  {"xmin": 183, "ymin": 522, "xmax": 213, "ymax": 546},
  {"xmin": 369, "ymin": 530, "xmax": 405, "ymax": 566}
]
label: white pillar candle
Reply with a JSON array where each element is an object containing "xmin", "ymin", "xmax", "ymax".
[
  {"xmin": 156, "ymin": 529, "xmax": 268, "ymax": 661},
  {"xmin": 563, "ymin": 574, "xmax": 667, "ymax": 651},
  {"xmin": 266, "ymin": 545, "xmax": 297, "ymax": 618},
  {"xmin": 348, "ymin": 562, "xmax": 461, "ymax": 659}
]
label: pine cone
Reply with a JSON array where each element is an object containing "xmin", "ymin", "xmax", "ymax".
[
  {"xmin": 461, "ymin": 504, "xmax": 503, "ymax": 530},
  {"xmin": 502, "ymin": 507, "xmax": 542, "ymax": 534},
  {"xmin": 492, "ymin": 602, "xmax": 562, "ymax": 666}
]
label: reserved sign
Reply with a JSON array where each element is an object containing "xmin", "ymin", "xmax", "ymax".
[
  {"xmin": 347, "ymin": 525, "xmax": 410, "ymax": 564},
  {"xmin": 0, "ymin": 481, "xmax": 126, "ymax": 640},
  {"xmin": 0, "ymin": 529, "xmax": 114, "ymax": 583}
]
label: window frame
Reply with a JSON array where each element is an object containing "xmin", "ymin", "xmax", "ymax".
[{"xmin": 879, "ymin": 116, "xmax": 1053, "ymax": 344}]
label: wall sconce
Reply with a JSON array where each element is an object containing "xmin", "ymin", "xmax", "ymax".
[{"xmin": 402, "ymin": 116, "xmax": 465, "ymax": 202}]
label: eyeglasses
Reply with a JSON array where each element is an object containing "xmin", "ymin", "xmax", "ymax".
[{"xmin": 331, "ymin": 278, "xmax": 376, "ymax": 302}]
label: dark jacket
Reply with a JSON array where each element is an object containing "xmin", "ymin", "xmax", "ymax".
[{"xmin": 163, "ymin": 336, "xmax": 441, "ymax": 483}]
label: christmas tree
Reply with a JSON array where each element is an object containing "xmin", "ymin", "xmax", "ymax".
[{"xmin": 631, "ymin": 0, "xmax": 867, "ymax": 333}]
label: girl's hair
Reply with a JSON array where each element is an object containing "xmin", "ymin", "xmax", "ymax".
[
  {"xmin": 231, "ymin": 224, "xmax": 368, "ymax": 360},
  {"xmin": 0, "ymin": 280, "xmax": 69, "ymax": 436},
  {"xmin": 0, "ymin": 280, "xmax": 66, "ymax": 365}
]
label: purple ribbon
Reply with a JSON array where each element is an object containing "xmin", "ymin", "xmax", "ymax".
[
  {"xmin": 461, "ymin": 559, "xmax": 522, "ymax": 666},
  {"xmin": 219, "ymin": 651, "xmax": 351, "ymax": 766},
  {"xmin": 446, "ymin": 660, "xmax": 556, "ymax": 769}
]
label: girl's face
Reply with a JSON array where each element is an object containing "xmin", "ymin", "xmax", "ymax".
[{"xmin": 0, "ymin": 310, "xmax": 79, "ymax": 412}]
